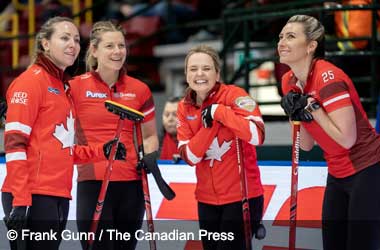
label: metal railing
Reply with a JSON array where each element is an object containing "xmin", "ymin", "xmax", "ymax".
[
  {"xmin": 0, "ymin": 0, "xmax": 93, "ymax": 69},
  {"xmin": 0, "ymin": 13, "xmax": 19, "ymax": 68},
  {"xmin": 220, "ymin": 1, "xmax": 380, "ymax": 116}
]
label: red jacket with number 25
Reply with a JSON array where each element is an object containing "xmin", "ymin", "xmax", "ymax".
[{"xmin": 177, "ymin": 82, "xmax": 265, "ymax": 205}]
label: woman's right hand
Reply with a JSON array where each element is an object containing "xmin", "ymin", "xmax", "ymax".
[
  {"xmin": 281, "ymin": 92, "xmax": 313, "ymax": 122},
  {"xmin": 103, "ymin": 139, "xmax": 126, "ymax": 160},
  {"xmin": 4, "ymin": 206, "xmax": 28, "ymax": 231}
]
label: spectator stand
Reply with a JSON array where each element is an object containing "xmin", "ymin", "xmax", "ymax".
[
  {"xmin": 120, "ymin": 12, "xmax": 163, "ymax": 90},
  {"xmin": 219, "ymin": 0, "xmax": 380, "ymax": 119},
  {"xmin": 0, "ymin": 0, "xmax": 95, "ymax": 98},
  {"xmin": 118, "ymin": 0, "xmax": 236, "ymax": 92}
]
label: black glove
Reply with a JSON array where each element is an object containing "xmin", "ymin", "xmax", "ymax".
[
  {"xmin": 0, "ymin": 98, "xmax": 7, "ymax": 119},
  {"xmin": 4, "ymin": 206, "xmax": 28, "ymax": 231},
  {"xmin": 292, "ymin": 109, "xmax": 314, "ymax": 122},
  {"xmin": 103, "ymin": 139, "xmax": 126, "ymax": 160},
  {"xmin": 138, "ymin": 151, "xmax": 160, "ymax": 174},
  {"xmin": 201, "ymin": 105, "xmax": 215, "ymax": 128},
  {"xmin": 280, "ymin": 91, "xmax": 309, "ymax": 116},
  {"xmin": 172, "ymin": 154, "xmax": 181, "ymax": 164}
]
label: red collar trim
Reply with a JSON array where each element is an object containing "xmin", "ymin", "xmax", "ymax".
[
  {"xmin": 90, "ymin": 68, "xmax": 126, "ymax": 86},
  {"xmin": 184, "ymin": 82, "xmax": 221, "ymax": 106},
  {"xmin": 35, "ymin": 53, "xmax": 68, "ymax": 81}
]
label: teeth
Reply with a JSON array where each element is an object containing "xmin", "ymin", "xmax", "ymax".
[{"xmin": 195, "ymin": 80, "xmax": 206, "ymax": 84}]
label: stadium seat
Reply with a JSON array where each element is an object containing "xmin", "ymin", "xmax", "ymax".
[{"xmin": 122, "ymin": 16, "xmax": 161, "ymax": 57}]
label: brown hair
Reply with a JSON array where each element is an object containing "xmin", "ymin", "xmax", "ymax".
[
  {"xmin": 31, "ymin": 16, "xmax": 77, "ymax": 64},
  {"xmin": 184, "ymin": 44, "xmax": 221, "ymax": 75},
  {"xmin": 85, "ymin": 21, "xmax": 126, "ymax": 71}
]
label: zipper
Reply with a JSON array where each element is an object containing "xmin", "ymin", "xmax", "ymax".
[
  {"xmin": 36, "ymin": 151, "xmax": 42, "ymax": 183},
  {"xmin": 209, "ymin": 161, "xmax": 219, "ymax": 204}
]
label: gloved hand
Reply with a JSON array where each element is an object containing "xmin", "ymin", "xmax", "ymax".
[
  {"xmin": 292, "ymin": 109, "xmax": 314, "ymax": 122},
  {"xmin": 137, "ymin": 151, "xmax": 159, "ymax": 174},
  {"xmin": 280, "ymin": 91, "xmax": 309, "ymax": 117},
  {"xmin": 172, "ymin": 154, "xmax": 181, "ymax": 164},
  {"xmin": 0, "ymin": 98, "xmax": 7, "ymax": 119},
  {"xmin": 4, "ymin": 206, "xmax": 28, "ymax": 231},
  {"xmin": 103, "ymin": 139, "xmax": 126, "ymax": 160},
  {"xmin": 201, "ymin": 104, "xmax": 218, "ymax": 128}
]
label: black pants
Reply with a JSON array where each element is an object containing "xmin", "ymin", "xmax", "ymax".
[
  {"xmin": 76, "ymin": 180, "xmax": 145, "ymax": 250},
  {"xmin": 2, "ymin": 192, "xmax": 69, "ymax": 250},
  {"xmin": 198, "ymin": 195, "xmax": 264, "ymax": 250},
  {"xmin": 322, "ymin": 163, "xmax": 380, "ymax": 250}
]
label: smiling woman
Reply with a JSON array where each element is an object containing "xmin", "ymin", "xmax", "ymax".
[
  {"xmin": 1, "ymin": 16, "xmax": 111, "ymax": 250},
  {"xmin": 177, "ymin": 44, "xmax": 266, "ymax": 249},
  {"xmin": 278, "ymin": 15, "xmax": 380, "ymax": 250},
  {"xmin": 69, "ymin": 21, "xmax": 159, "ymax": 250}
]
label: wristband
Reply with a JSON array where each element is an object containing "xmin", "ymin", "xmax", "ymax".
[{"xmin": 305, "ymin": 101, "xmax": 321, "ymax": 113}]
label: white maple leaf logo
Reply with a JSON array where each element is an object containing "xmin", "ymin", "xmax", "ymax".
[
  {"xmin": 205, "ymin": 137, "xmax": 232, "ymax": 167},
  {"xmin": 53, "ymin": 111, "xmax": 75, "ymax": 155}
]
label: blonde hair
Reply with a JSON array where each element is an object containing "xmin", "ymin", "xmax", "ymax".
[
  {"xmin": 31, "ymin": 16, "xmax": 77, "ymax": 64},
  {"xmin": 85, "ymin": 21, "xmax": 126, "ymax": 71},
  {"xmin": 287, "ymin": 15, "xmax": 325, "ymax": 58},
  {"xmin": 184, "ymin": 44, "xmax": 221, "ymax": 75}
]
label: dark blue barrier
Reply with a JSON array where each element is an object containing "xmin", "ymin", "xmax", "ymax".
[{"xmin": 0, "ymin": 157, "xmax": 326, "ymax": 166}]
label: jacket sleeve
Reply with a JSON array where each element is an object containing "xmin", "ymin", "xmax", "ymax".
[
  {"xmin": 213, "ymin": 86, "xmax": 265, "ymax": 145},
  {"xmin": 73, "ymin": 143, "xmax": 106, "ymax": 164},
  {"xmin": 177, "ymin": 102, "xmax": 220, "ymax": 166},
  {"xmin": 4, "ymin": 76, "xmax": 42, "ymax": 206}
]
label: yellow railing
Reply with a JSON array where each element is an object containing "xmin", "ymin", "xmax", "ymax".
[
  {"xmin": 27, "ymin": 0, "xmax": 35, "ymax": 59},
  {"xmin": 72, "ymin": 0, "xmax": 93, "ymax": 26},
  {"xmin": 2, "ymin": 0, "xmax": 93, "ymax": 69},
  {"xmin": 84, "ymin": 0, "xmax": 92, "ymax": 24},
  {"xmin": 11, "ymin": 0, "xmax": 35, "ymax": 62},
  {"xmin": 0, "ymin": 13, "xmax": 20, "ymax": 68},
  {"xmin": 72, "ymin": 0, "xmax": 80, "ymax": 26}
]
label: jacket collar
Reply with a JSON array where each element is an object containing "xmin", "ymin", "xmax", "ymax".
[
  {"xmin": 90, "ymin": 68, "xmax": 126, "ymax": 87},
  {"xmin": 35, "ymin": 53, "xmax": 70, "ymax": 82},
  {"xmin": 184, "ymin": 82, "xmax": 221, "ymax": 107}
]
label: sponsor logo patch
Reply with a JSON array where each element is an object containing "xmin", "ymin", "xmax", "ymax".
[
  {"xmin": 113, "ymin": 92, "xmax": 136, "ymax": 100},
  {"xmin": 235, "ymin": 96, "xmax": 256, "ymax": 112},
  {"xmin": 186, "ymin": 115, "xmax": 197, "ymax": 120},
  {"xmin": 10, "ymin": 92, "xmax": 28, "ymax": 105},
  {"xmin": 48, "ymin": 87, "xmax": 60, "ymax": 95},
  {"xmin": 86, "ymin": 91, "xmax": 107, "ymax": 98}
]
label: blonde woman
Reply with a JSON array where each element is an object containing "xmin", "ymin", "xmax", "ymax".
[{"xmin": 70, "ymin": 21, "xmax": 159, "ymax": 250}]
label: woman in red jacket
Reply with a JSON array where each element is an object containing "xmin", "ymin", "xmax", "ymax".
[
  {"xmin": 70, "ymin": 21, "xmax": 159, "ymax": 250},
  {"xmin": 177, "ymin": 44, "xmax": 265, "ymax": 250},
  {"xmin": 1, "ymin": 17, "xmax": 125, "ymax": 250},
  {"xmin": 279, "ymin": 15, "xmax": 380, "ymax": 250}
]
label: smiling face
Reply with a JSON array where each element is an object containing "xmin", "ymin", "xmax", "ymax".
[
  {"xmin": 278, "ymin": 22, "xmax": 315, "ymax": 67},
  {"xmin": 186, "ymin": 52, "xmax": 220, "ymax": 100},
  {"xmin": 92, "ymin": 31, "xmax": 127, "ymax": 72},
  {"xmin": 42, "ymin": 21, "xmax": 80, "ymax": 70},
  {"xmin": 162, "ymin": 101, "xmax": 178, "ymax": 136}
]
